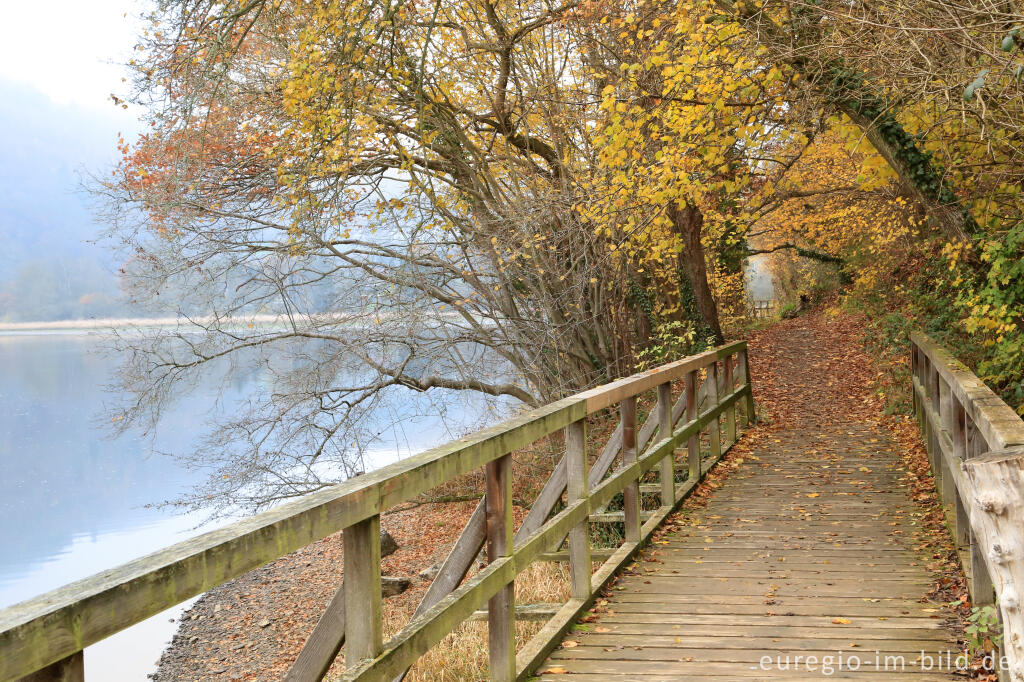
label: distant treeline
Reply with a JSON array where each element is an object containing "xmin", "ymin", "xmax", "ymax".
[{"xmin": 0, "ymin": 256, "xmax": 132, "ymax": 322}]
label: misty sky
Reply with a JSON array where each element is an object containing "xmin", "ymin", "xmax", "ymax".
[
  {"xmin": 0, "ymin": 0, "xmax": 141, "ymax": 114},
  {"xmin": 0, "ymin": 0, "xmax": 147, "ymax": 319}
]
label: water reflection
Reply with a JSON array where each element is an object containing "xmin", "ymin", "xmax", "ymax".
[{"xmin": 0, "ymin": 331, "xmax": 501, "ymax": 612}]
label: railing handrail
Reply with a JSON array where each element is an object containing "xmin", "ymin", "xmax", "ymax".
[
  {"xmin": 910, "ymin": 331, "xmax": 1024, "ymax": 450},
  {"xmin": 910, "ymin": 331, "xmax": 1024, "ymax": 681},
  {"xmin": 1, "ymin": 341, "xmax": 750, "ymax": 681}
]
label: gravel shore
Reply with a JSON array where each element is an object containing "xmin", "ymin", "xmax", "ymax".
[{"xmin": 151, "ymin": 500, "xmax": 479, "ymax": 681}]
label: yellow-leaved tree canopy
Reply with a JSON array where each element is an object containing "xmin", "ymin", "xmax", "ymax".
[
  {"xmin": 101, "ymin": 0, "xmax": 807, "ymax": 510},
  {"xmin": 97, "ymin": 0, "xmax": 1024, "ymax": 510}
]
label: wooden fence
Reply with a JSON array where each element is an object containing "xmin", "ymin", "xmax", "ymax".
[
  {"xmin": 749, "ymin": 299, "xmax": 776, "ymax": 319},
  {"xmin": 0, "ymin": 341, "xmax": 754, "ymax": 682},
  {"xmin": 911, "ymin": 332, "xmax": 1024, "ymax": 681}
]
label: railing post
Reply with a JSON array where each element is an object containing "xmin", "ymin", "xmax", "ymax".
[
  {"xmin": 922, "ymin": 357, "xmax": 938, "ymax": 472},
  {"xmin": 708, "ymin": 363, "xmax": 722, "ymax": 461},
  {"xmin": 723, "ymin": 358, "xmax": 736, "ymax": 447},
  {"xmin": 738, "ymin": 347, "xmax": 755, "ymax": 426},
  {"xmin": 343, "ymin": 515, "xmax": 383, "ymax": 664},
  {"xmin": 565, "ymin": 419, "xmax": 591, "ymax": 600},
  {"xmin": 685, "ymin": 370, "xmax": 700, "ymax": 479},
  {"xmin": 929, "ymin": 361, "xmax": 943, "ymax": 489},
  {"xmin": 911, "ymin": 345, "xmax": 922, "ymax": 430},
  {"xmin": 620, "ymin": 396, "xmax": 641, "ymax": 544},
  {"xmin": 938, "ymin": 377, "xmax": 955, "ymax": 506},
  {"xmin": 657, "ymin": 382, "xmax": 675, "ymax": 506},
  {"xmin": 486, "ymin": 454, "xmax": 515, "ymax": 682},
  {"xmin": 19, "ymin": 652, "xmax": 83, "ymax": 682},
  {"xmin": 951, "ymin": 398, "xmax": 970, "ymax": 548},
  {"xmin": 965, "ymin": 418, "xmax": 995, "ymax": 606}
]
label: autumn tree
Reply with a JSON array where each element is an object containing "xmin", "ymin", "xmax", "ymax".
[{"xmin": 101, "ymin": 0, "xmax": 760, "ymax": 511}]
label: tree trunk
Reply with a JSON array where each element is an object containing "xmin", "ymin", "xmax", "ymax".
[{"xmin": 668, "ymin": 202, "xmax": 725, "ymax": 344}]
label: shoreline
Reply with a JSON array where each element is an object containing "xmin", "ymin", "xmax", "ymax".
[{"xmin": 0, "ymin": 315, "xmax": 291, "ymax": 335}]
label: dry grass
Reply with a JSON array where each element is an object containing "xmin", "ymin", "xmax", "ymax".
[{"xmin": 326, "ymin": 561, "xmax": 572, "ymax": 681}]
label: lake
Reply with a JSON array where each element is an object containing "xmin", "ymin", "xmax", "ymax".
[{"xmin": 0, "ymin": 332, "xmax": 498, "ymax": 679}]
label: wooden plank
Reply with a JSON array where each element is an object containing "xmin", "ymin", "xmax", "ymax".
[
  {"xmin": 951, "ymin": 399, "xmax": 970, "ymax": 547},
  {"xmin": 486, "ymin": 455, "xmax": 515, "ymax": 682},
  {"xmin": 284, "ymin": 581, "xmax": 345, "ymax": 681},
  {"xmin": 565, "ymin": 419, "xmax": 590, "ymax": 601},
  {"xmin": 962, "ymin": 447, "xmax": 1024, "ymax": 680},
  {"xmin": 581, "ymin": 342, "xmax": 744, "ymax": 413},
  {"xmin": 343, "ymin": 516, "xmax": 382, "ymax": 664},
  {"xmin": 537, "ymin": 549, "xmax": 615, "ymax": 562},
  {"xmin": 709, "ymin": 362, "xmax": 722, "ymax": 460},
  {"xmin": 588, "ymin": 511, "xmax": 655, "ymax": 523},
  {"xmin": 467, "ymin": 603, "xmax": 560, "ymax": 622},
  {"xmin": 739, "ymin": 347, "xmax": 755, "ymax": 425},
  {"xmin": 685, "ymin": 371, "xmax": 699, "ymax": 480},
  {"xmin": 18, "ymin": 652, "xmax": 82, "ymax": 682},
  {"xmin": 657, "ymin": 382, "xmax": 674, "ymax": 506},
  {"xmin": 911, "ymin": 332, "xmax": 1024, "ymax": 450},
  {"xmin": 620, "ymin": 396, "xmax": 641, "ymax": 544},
  {"xmin": 724, "ymin": 356, "xmax": 736, "ymax": 445}
]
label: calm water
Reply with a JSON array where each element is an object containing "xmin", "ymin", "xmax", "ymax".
[{"xmin": 0, "ymin": 333, "xmax": 497, "ymax": 679}]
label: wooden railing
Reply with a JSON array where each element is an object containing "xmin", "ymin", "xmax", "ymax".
[
  {"xmin": 911, "ymin": 332, "xmax": 1024, "ymax": 681},
  {"xmin": 0, "ymin": 341, "xmax": 755, "ymax": 682},
  {"xmin": 749, "ymin": 299, "xmax": 776, "ymax": 319}
]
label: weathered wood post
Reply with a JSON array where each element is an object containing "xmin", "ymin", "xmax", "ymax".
[
  {"xmin": 565, "ymin": 419, "xmax": 591, "ymax": 600},
  {"xmin": 738, "ymin": 347, "xmax": 755, "ymax": 426},
  {"xmin": 965, "ymin": 418, "xmax": 997, "ymax": 607},
  {"xmin": 19, "ymin": 652, "xmax": 83, "ymax": 682},
  {"xmin": 938, "ymin": 378, "xmax": 956, "ymax": 507},
  {"xmin": 723, "ymin": 357, "xmax": 736, "ymax": 446},
  {"xmin": 620, "ymin": 396, "xmax": 641, "ymax": 544},
  {"xmin": 929, "ymin": 362, "xmax": 944, "ymax": 492},
  {"xmin": 486, "ymin": 454, "xmax": 515, "ymax": 681},
  {"xmin": 951, "ymin": 399, "xmax": 971, "ymax": 548},
  {"xmin": 963, "ymin": 448, "xmax": 1024, "ymax": 681},
  {"xmin": 708, "ymin": 363, "xmax": 722, "ymax": 460},
  {"xmin": 657, "ymin": 382, "xmax": 675, "ymax": 506},
  {"xmin": 344, "ymin": 516, "xmax": 383, "ymax": 664},
  {"xmin": 685, "ymin": 371, "xmax": 700, "ymax": 480}
]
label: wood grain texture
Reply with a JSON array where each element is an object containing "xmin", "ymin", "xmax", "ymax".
[
  {"xmin": 343, "ymin": 516, "xmax": 382, "ymax": 664},
  {"xmin": 620, "ymin": 396, "xmax": 641, "ymax": 544},
  {"xmin": 486, "ymin": 455, "xmax": 515, "ymax": 682}
]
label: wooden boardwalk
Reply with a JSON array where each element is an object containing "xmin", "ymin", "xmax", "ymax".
[
  {"xmin": 12, "ymin": 326, "xmax": 1024, "ymax": 682},
  {"xmin": 537, "ymin": 330, "xmax": 963, "ymax": 680}
]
